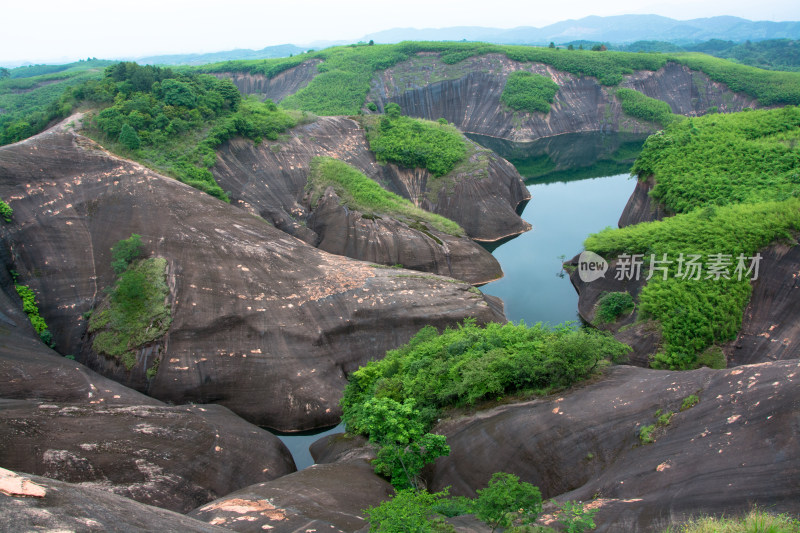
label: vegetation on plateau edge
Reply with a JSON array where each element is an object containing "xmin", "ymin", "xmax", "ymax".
[
  {"xmin": 200, "ymin": 42, "xmax": 800, "ymax": 116},
  {"xmin": 585, "ymin": 107, "xmax": 800, "ymax": 369}
]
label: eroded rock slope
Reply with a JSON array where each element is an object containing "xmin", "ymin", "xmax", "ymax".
[{"xmin": 0, "ymin": 121, "xmax": 504, "ymax": 431}]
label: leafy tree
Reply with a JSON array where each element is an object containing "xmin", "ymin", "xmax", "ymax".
[
  {"xmin": 0, "ymin": 68, "xmax": 9, "ymax": 79},
  {"xmin": 549, "ymin": 42, "xmax": 556, "ymax": 49},
  {"xmin": 345, "ymin": 396, "xmax": 449, "ymax": 490},
  {"xmin": 118, "ymin": 123, "xmax": 141, "ymax": 150},
  {"xmin": 474, "ymin": 472, "xmax": 542, "ymax": 532},
  {"xmin": 111, "ymin": 233, "xmax": 143, "ymax": 274},
  {"xmin": 557, "ymin": 501, "xmax": 598, "ymax": 533},
  {"xmin": 385, "ymin": 102, "xmax": 401, "ymax": 118},
  {"xmin": 364, "ymin": 489, "xmax": 454, "ymax": 532},
  {"xmin": 369, "ymin": 39, "xmax": 375, "ymax": 46},
  {"xmin": 568, "ymin": 44, "xmax": 575, "ymax": 51}
]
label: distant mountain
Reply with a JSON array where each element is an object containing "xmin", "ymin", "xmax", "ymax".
[
  {"xmin": 362, "ymin": 15, "xmax": 800, "ymax": 45},
  {"xmin": 136, "ymin": 44, "xmax": 306, "ymax": 66}
]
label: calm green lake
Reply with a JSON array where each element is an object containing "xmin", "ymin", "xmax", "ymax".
[{"xmin": 470, "ymin": 132, "xmax": 647, "ymax": 324}]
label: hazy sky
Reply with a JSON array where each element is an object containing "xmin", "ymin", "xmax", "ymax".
[{"xmin": 2, "ymin": 0, "xmax": 799, "ymax": 65}]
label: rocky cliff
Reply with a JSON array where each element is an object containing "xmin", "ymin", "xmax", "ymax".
[
  {"xmin": 210, "ymin": 60, "xmax": 321, "ymax": 103},
  {"xmin": 212, "ymin": 115, "xmax": 529, "ymax": 280},
  {"xmin": 0, "ymin": 119, "xmax": 504, "ymax": 431},
  {"xmin": 369, "ymin": 54, "xmax": 759, "ymax": 141}
]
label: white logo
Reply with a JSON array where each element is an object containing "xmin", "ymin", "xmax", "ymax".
[{"xmin": 578, "ymin": 251, "xmax": 608, "ymax": 283}]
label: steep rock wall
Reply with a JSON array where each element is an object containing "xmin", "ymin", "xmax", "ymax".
[{"xmin": 368, "ymin": 54, "xmax": 759, "ymax": 142}]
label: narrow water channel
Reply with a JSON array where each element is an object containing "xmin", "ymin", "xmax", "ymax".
[{"xmin": 276, "ymin": 132, "xmax": 648, "ymax": 470}]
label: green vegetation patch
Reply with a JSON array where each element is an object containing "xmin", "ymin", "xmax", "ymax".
[
  {"xmin": 586, "ymin": 198, "xmax": 800, "ymax": 369},
  {"xmin": 585, "ymin": 108, "xmax": 800, "ymax": 369},
  {"xmin": 307, "ymin": 157, "xmax": 463, "ymax": 236},
  {"xmin": 0, "ymin": 63, "xmax": 106, "ymax": 146},
  {"xmin": 0, "ymin": 199, "xmax": 12, "ymax": 222},
  {"xmin": 501, "ymin": 71, "xmax": 559, "ymax": 114},
  {"xmin": 88, "ymin": 257, "xmax": 171, "ymax": 370},
  {"xmin": 633, "ymin": 107, "xmax": 800, "ymax": 214},
  {"xmin": 71, "ymin": 62, "xmax": 304, "ymax": 201},
  {"xmin": 616, "ymin": 88, "xmax": 676, "ymax": 127},
  {"xmin": 360, "ymin": 106, "xmax": 468, "ymax": 177},
  {"xmin": 342, "ymin": 320, "xmax": 629, "ymax": 489},
  {"xmin": 15, "ymin": 283, "xmax": 54, "ymax": 347}
]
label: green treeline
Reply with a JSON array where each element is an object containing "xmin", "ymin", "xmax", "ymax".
[
  {"xmin": 616, "ymin": 88, "xmax": 676, "ymax": 127},
  {"xmin": 500, "ymin": 71, "xmax": 560, "ymax": 114},
  {"xmin": 307, "ymin": 157, "xmax": 463, "ymax": 236},
  {"xmin": 361, "ymin": 104, "xmax": 467, "ymax": 177},
  {"xmin": 202, "ymin": 42, "xmax": 800, "ymax": 115},
  {"xmin": 585, "ymin": 108, "xmax": 800, "ymax": 369},
  {"xmin": 69, "ymin": 62, "xmax": 304, "ymax": 200}
]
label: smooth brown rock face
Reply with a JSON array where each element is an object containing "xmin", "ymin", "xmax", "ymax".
[
  {"xmin": 0, "ymin": 468, "xmax": 231, "ymax": 533},
  {"xmin": 369, "ymin": 54, "xmax": 759, "ymax": 142},
  {"xmin": 429, "ymin": 361, "xmax": 800, "ymax": 532},
  {"xmin": 0, "ymin": 123, "xmax": 503, "ymax": 431},
  {"xmin": 0, "ymin": 399, "xmax": 296, "ymax": 513},
  {"xmin": 617, "ymin": 175, "xmax": 671, "ymax": 228},
  {"xmin": 189, "ymin": 461, "xmax": 394, "ymax": 533},
  {"xmin": 212, "ymin": 116, "xmax": 528, "ymax": 256},
  {"xmin": 727, "ymin": 238, "xmax": 800, "ymax": 366}
]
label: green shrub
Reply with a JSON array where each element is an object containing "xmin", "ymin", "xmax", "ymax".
[
  {"xmin": 639, "ymin": 424, "xmax": 656, "ymax": 444},
  {"xmin": 307, "ymin": 157, "xmax": 463, "ymax": 236},
  {"xmin": 360, "ymin": 113, "xmax": 468, "ymax": 177},
  {"xmin": 616, "ymin": 88, "xmax": 676, "ymax": 127},
  {"xmin": 342, "ymin": 320, "xmax": 630, "ymax": 420},
  {"xmin": 501, "ymin": 71, "xmax": 559, "ymax": 114},
  {"xmin": 0, "ymin": 199, "xmax": 12, "ymax": 222},
  {"xmin": 657, "ymin": 411, "xmax": 674, "ymax": 426},
  {"xmin": 364, "ymin": 489, "xmax": 455, "ymax": 533},
  {"xmin": 475, "ymin": 472, "xmax": 542, "ymax": 532},
  {"xmin": 595, "ymin": 291, "xmax": 634, "ymax": 324},
  {"xmin": 118, "ymin": 123, "xmax": 141, "ymax": 149},
  {"xmin": 632, "ymin": 107, "xmax": 800, "ymax": 214},
  {"xmin": 681, "ymin": 394, "xmax": 700, "ymax": 411},
  {"xmin": 111, "ymin": 233, "xmax": 143, "ymax": 274},
  {"xmin": 558, "ymin": 501, "xmax": 599, "ymax": 533}
]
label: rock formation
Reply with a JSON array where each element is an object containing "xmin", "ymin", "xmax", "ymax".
[
  {"xmin": 212, "ymin": 116, "xmax": 530, "ymax": 276},
  {"xmin": 189, "ymin": 461, "xmax": 393, "ymax": 532},
  {"xmin": 0, "ymin": 467, "xmax": 231, "ymax": 532},
  {"xmin": 0, "ymin": 120, "xmax": 504, "ymax": 431},
  {"xmin": 369, "ymin": 54, "xmax": 759, "ymax": 141},
  {"xmin": 428, "ymin": 361, "xmax": 800, "ymax": 532}
]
